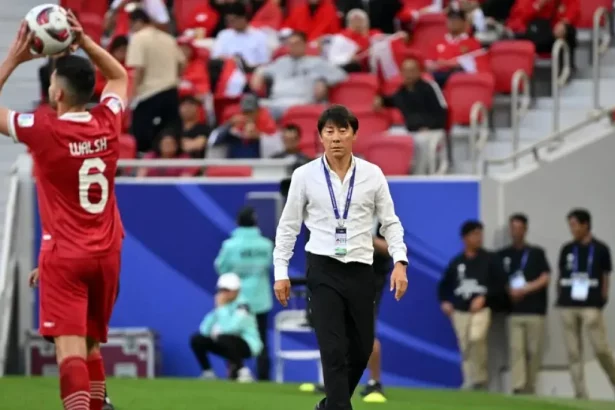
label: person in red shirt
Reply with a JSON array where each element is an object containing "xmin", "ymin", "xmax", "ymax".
[
  {"xmin": 0, "ymin": 14, "xmax": 127, "ymax": 410},
  {"xmin": 507, "ymin": 0, "xmax": 579, "ymax": 65},
  {"xmin": 426, "ymin": 8, "xmax": 484, "ymax": 88},
  {"xmin": 282, "ymin": 0, "xmax": 341, "ymax": 42},
  {"xmin": 178, "ymin": 36, "xmax": 211, "ymax": 98}
]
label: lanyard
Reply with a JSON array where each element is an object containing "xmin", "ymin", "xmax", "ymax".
[
  {"xmin": 517, "ymin": 249, "xmax": 529, "ymax": 272},
  {"xmin": 573, "ymin": 245, "xmax": 594, "ymax": 275},
  {"xmin": 322, "ymin": 157, "xmax": 357, "ymax": 226}
]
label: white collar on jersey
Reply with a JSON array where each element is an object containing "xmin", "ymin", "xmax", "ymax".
[{"xmin": 59, "ymin": 112, "xmax": 93, "ymax": 122}]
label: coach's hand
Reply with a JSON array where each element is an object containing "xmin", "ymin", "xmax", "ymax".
[
  {"xmin": 274, "ymin": 279, "xmax": 291, "ymax": 307},
  {"xmin": 28, "ymin": 268, "xmax": 39, "ymax": 288},
  {"xmin": 390, "ymin": 262, "xmax": 408, "ymax": 301}
]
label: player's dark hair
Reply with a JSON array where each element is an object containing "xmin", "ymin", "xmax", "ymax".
[
  {"xmin": 317, "ymin": 105, "xmax": 359, "ymax": 134},
  {"xmin": 567, "ymin": 208, "xmax": 592, "ymax": 230},
  {"xmin": 509, "ymin": 213, "xmax": 528, "ymax": 226},
  {"xmin": 109, "ymin": 35, "xmax": 129, "ymax": 52},
  {"xmin": 237, "ymin": 207, "xmax": 257, "ymax": 227},
  {"xmin": 54, "ymin": 55, "xmax": 95, "ymax": 106},
  {"xmin": 289, "ymin": 31, "xmax": 307, "ymax": 43},
  {"xmin": 283, "ymin": 123, "xmax": 301, "ymax": 138},
  {"xmin": 129, "ymin": 9, "xmax": 151, "ymax": 24},
  {"xmin": 460, "ymin": 220, "xmax": 483, "ymax": 237}
]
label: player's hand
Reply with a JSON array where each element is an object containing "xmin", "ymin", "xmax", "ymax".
[
  {"xmin": 274, "ymin": 279, "xmax": 291, "ymax": 307},
  {"xmin": 470, "ymin": 295, "xmax": 486, "ymax": 313},
  {"xmin": 28, "ymin": 268, "xmax": 39, "ymax": 288},
  {"xmin": 440, "ymin": 301, "xmax": 454, "ymax": 317},
  {"xmin": 6, "ymin": 21, "xmax": 39, "ymax": 65},
  {"xmin": 66, "ymin": 9, "xmax": 86, "ymax": 48},
  {"xmin": 390, "ymin": 262, "xmax": 408, "ymax": 301}
]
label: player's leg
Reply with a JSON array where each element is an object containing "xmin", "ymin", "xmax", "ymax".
[
  {"xmin": 86, "ymin": 253, "xmax": 121, "ymax": 410},
  {"xmin": 361, "ymin": 274, "xmax": 387, "ymax": 400},
  {"xmin": 39, "ymin": 253, "xmax": 91, "ymax": 410},
  {"xmin": 102, "ymin": 283, "xmax": 120, "ymax": 410}
]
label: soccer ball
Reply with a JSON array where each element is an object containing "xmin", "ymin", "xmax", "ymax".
[{"xmin": 25, "ymin": 4, "xmax": 73, "ymax": 56}]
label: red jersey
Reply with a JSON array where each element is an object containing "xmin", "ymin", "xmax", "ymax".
[
  {"xmin": 9, "ymin": 94, "xmax": 125, "ymax": 258},
  {"xmin": 428, "ymin": 33, "xmax": 482, "ymax": 62}
]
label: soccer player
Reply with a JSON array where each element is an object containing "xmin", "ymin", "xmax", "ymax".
[{"xmin": 1, "ymin": 13, "xmax": 128, "ymax": 410}]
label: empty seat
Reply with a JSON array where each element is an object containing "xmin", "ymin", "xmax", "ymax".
[
  {"xmin": 489, "ymin": 40, "xmax": 536, "ymax": 94},
  {"xmin": 205, "ymin": 166, "xmax": 253, "ymax": 177},
  {"xmin": 119, "ymin": 134, "xmax": 137, "ymax": 159},
  {"xmin": 80, "ymin": 13, "xmax": 104, "ymax": 44},
  {"xmin": 329, "ymin": 73, "xmax": 379, "ymax": 107},
  {"xmin": 444, "ymin": 72, "xmax": 495, "ymax": 126},
  {"xmin": 364, "ymin": 137, "xmax": 414, "ymax": 175},
  {"xmin": 409, "ymin": 13, "xmax": 448, "ymax": 55},
  {"xmin": 281, "ymin": 105, "xmax": 326, "ymax": 157},
  {"xmin": 355, "ymin": 110, "xmax": 392, "ymax": 137},
  {"xmin": 175, "ymin": 0, "xmax": 219, "ymax": 34},
  {"xmin": 579, "ymin": 0, "xmax": 612, "ymax": 29}
]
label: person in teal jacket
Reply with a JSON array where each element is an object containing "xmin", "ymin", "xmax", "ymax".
[
  {"xmin": 190, "ymin": 272, "xmax": 263, "ymax": 381},
  {"xmin": 214, "ymin": 207, "xmax": 274, "ymax": 381}
]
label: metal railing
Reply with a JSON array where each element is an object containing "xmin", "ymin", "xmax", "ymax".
[
  {"xmin": 510, "ymin": 69, "xmax": 531, "ymax": 169},
  {"xmin": 593, "ymin": 7, "xmax": 612, "ymax": 111},
  {"xmin": 427, "ymin": 131, "xmax": 449, "ymax": 174},
  {"xmin": 0, "ymin": 173, "xmax": 19, "ymax": 377},
  {"xmin": 551, "ymin": 39, "xmax": 571, "ymax": 134},
  {"xmin": 469, "ymin": 102, "xmax": 490, "ymax": 174}
]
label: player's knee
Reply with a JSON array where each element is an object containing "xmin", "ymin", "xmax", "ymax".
[
  {"xmin": 86, "ymin": 337, "xmax": 100, "ymax": 356},
  {"xmin": 55, "ymin": 336, "xmax": 87, "ymax": 363}
]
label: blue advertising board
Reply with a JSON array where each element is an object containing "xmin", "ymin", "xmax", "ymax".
[{"xmin": 34, "ymin": 178, "xmax": 480, "ymax": 387}]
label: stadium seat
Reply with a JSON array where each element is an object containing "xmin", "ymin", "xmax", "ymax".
[
  {"xmin": 329, "ymin": 73, "xmax": 379, "ymax": 108},
  {"xmin": 489, "ymin": 40, "xmax": 536, "ymax": 94},
  {"xmin": 119, "ymin": 134, "xmax": 137, "ymax": 159},
  {"xmin": 579, "ymin": 0, "xmax": 612, "ymax": 29},
  {"xmin": 364, "ymin": 137, "xmax": 414, "ymax": 175},
  {"xmin": 80, "ymin": 13, "xmax": 104, "ymax": 44},
  {"xmin": 355, "ymin": 110, "xmax": 392, "ymax": 137},
  {"xmin": 281, "ymin": 105, "xmax": 326, "ymax": 157},
  {"xmin": 205, "ymin": 166, "xmax": 253, "ymax": 177},
  {"xmin": 444, "ymin": 72, "xmax": 495, "ymax": 126},
  {"xmin": 409, "ymin": 13, "xmax": 448, "ymax": 56}
]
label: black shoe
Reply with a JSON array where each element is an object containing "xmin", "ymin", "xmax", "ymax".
[
  {"xmin": 472, "ymin": 383, "xmax": 488, "ymax": 391},
  {"xmin": 360, "ymin": 380, "xmax": 384, "ymax": 397},
  {"xmin": 314, "ymin": 397, "xmax": 326, "ymax": 410},
  {"xmin": 103, "ymin": 394, "xmax": 115, "ymax": 410}
]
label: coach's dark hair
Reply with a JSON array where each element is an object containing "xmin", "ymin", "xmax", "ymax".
[
  {"xmin": 54, "ymin": 55, "xmax": 95, "ymax": 106},
  {"xmin": 460, "ymin": 220, "xmax": 483, "ymax": 237},
  {"xmin": 317, "ymin": 105, "xmax": 359, "ymax": 134},
  {"xmin": 509, "ymin": 213, "xmax": 528, "ymax": 226},
  {"xmin": 129, "ymin": 9, "xmax": 151, "ymax": 24},
  {"xmin": 289, "ymin": 31, "xmax": 308, "ymax": 43},
  {"xmin": 567, "ymin": 208, "xmax": 592, "ymax": 230}
]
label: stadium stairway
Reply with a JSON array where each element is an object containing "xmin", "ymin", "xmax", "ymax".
[
  {"xmin": 453, "ymin": 42, "xmax": 615, "ymax": 175},
  {"xmin": 0, "ymin": 1, "xmax": 40, "ymax": 250}
]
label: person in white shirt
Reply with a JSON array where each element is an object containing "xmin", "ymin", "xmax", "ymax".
[
  {"xmin": 211, "ymin": 2, "xmax": 271, "ymax": 71},
  {"xmin": 272, "ymin": 105, "xmax": 409, "ymax": 410}
]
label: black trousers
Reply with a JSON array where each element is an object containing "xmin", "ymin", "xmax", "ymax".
[
  {"xmin": 255, "ymin": 312, "xmax": 271, "ymax": 381},
  {"xmin": 307, "ymin": 253, "xmax": 376, "ymax": 410},
  {"xmin": 190, "ymin": 333, "xmax": 251, "ymax": 379},
  {"xmin": 131, "ymin": 87, "xmax": 180, "ymax": 153}
]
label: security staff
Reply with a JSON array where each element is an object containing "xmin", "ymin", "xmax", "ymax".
[
  {"xmin": 557, "ymin": 209, "xmax": 615, "ymax": 399},
  {"xmin": 438, "ymin": 220, "xmax": 503, "ymax": 390},
  {"xmin": 498, "ymin": 213, "xmax": 550, "ymax": 395}
]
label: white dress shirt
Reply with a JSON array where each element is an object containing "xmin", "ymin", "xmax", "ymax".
[
  {"xmin": 211, "ymin": 27, "xmax": 271, "ymax": 67},
  {"xmin": 273, "ymin": 156, "xmax": 408, "ymax": 281}
]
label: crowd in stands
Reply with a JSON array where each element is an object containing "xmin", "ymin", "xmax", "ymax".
[{"xmin": 44, "ymin": 0, "xmax": 594, "ymax": 176}]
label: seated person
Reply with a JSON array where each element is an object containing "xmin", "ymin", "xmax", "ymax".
[
  {"xmin": 251, "ymin": 31, "xmax": 347, "ymax": 120},
  {"xmin": 137, "ymin": 129, "xmax": 198, "ymax": 177},
  {"xmin": 178, "ymin": 36, "xmax": 210, "ymax": 98},
  {"xmin": 425, "ymin": 8, "xmax": 484, "ymax": 89},
  {"xmin": 179, "ymin": 96, "xmax": 210, "ymax": 158},
  {"xmin": 190, "ymin": 273, "xmax": 263, "ymax": 382},
  {"xmin": 271, "ymin": 124, "xmax": 312, "ymax": 168}
]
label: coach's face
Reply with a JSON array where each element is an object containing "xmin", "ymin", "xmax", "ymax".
[{"xmin": 320, "ymin": 121, "xmax": 356, "ymax": 159}]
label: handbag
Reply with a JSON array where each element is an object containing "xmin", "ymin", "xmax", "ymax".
[{"xmin": 525, "ymin": 0, "xmax": 561, "ymax": 51}]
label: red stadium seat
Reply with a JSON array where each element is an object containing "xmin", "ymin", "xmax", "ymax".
[
  {"xmin": 329, "ymin": 73, "xmax": 379, "ymax": 108},
  {"xmin": 409, "ymin": 13, "xmax": 448, "ymax": 55},
  {"xmin": 281, "ymin": 104, "xmax": 327, "ymax": 157},
  {"xmin": 80, "ymin": 13, "xmax": 104, "ymax": 44},
  {"xmin": 444, "ymin": 72, "xmax": 495, "ymax": 126},
  {"xmin": 205, "ymin": 166, "xmax": 253, "ymax": 177},
  {"xmin": 489, "ymin": 40, "xmax": 536, "ymax": 94},
  {"xmin": 403, "ymin": 0, "xmax": 434, "ymax": 8},
  {"xmin": 364, "ymin": 137, "xmax": 414, "ymax": 175},
  {"xmin": 119, "ymin": 134, "xmax": 137, "ymax": 159},
  {"xmin": 355, "ymin": 110, "xmax": 391, "ymax": 137},
  {"xmin": 579, "ymin": 0, "xmax": 612, "ymax": 29}
]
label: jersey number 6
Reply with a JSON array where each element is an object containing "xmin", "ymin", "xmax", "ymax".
[{"xmin": 78, "ymin": 158, "xmax": 109, "ymax": 214}]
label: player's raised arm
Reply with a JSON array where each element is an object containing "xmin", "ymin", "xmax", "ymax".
[{"xmin": 68, "ymin": 11, "xmax": 128, "ymax": 105}]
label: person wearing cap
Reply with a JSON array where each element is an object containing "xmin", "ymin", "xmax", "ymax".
[
  {"xmin": 190, "ymin": 273, "xmax": 263, "ymax": 382},
  {"xmin": 425, "ymin": 7, "xmax": 484, "ymax": 89},
  {"xmin": 214, "ymin": 207, "xmax": 274, "ymax": 381},
  {"xmin": 438, "ymin": 220, "xmax": 505, "ymax": 390}
]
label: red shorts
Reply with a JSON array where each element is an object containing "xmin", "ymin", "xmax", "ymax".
[{"xmin": 38, "ymin": 250, "xmax": 121, "ymax": 343}]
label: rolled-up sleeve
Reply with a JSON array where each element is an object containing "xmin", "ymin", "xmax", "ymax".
[
  {"xmin": 273, "ymin": 167, "xmax": 306, "ymax": 281},
  {"xmin": 374, "ymin": 169, "xmax": 408, "ymax": 264}
]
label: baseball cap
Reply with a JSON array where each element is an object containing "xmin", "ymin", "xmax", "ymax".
[
  {"xmin": 240, "ymin": 94, "xmax": 259, "ymax": 112},
  {"xmin": 217, "ymin": 273, "xmax": 241, "ymax": 291}
]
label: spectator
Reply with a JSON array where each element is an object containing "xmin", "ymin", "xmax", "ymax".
[
  {"xmin": 105, "ymin": 0, "xmax": 171, "ymax": 38},
  {"xmin": 137, "ymin": 129, "xmax": 197, "ymax": 177},
  {"xmin": 179, "ymin": 96, "xmax": 210, "ymax": 158},
  {"xmin": 190, "ymin": 273, "xmax": 263, "ymax": 382},
  {"xmin": 94, "ymin": 35, "xmax": 130, "ymax": 98},
  {"xmin": 271, "ymin": 124, "xmax": 312, "ymax": 167},
  {"xmin": 214, "ymin": 207, "xmax": 274, "ymax": 381},
  {"xmin": 481, "ymin": 0, "xmax": 516, "ymax": 22},
  {"xmin": 251, "ymin": 31, "xmax": 347, "ymax": 120},
  {"xmin": 178, "ymin": 36, "xmax": 210, "ymax": 98},
  {"xmin": 126, "ymin": 9, "xmax": 185, "ymax": 153},
  {"xmin": 425, "ymin": 8, "xmax": 484, "ymax": 89},
  {"xmin": 211, "ymin": 2, "xmax": 271, "ymax": 72},
  {"xmin": 438, "ymin": 220, "xmax": 503, "ymax": 390},
  {"xmin": 281, "ymin": 0, "xmax": 341, "ymax": 42},
  {"xmin": 506, "ymin": 0, "xmax": 579, "ymax": 69}
]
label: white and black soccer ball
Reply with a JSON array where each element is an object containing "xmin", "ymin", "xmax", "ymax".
[{"xmin": 25, "ymin": 4, "xmax": 73, "ymax": 56}]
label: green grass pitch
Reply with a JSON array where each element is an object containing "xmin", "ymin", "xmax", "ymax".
[{"xmin": 1, "ymin": 377, "xmax": 613, "ymax": 410}]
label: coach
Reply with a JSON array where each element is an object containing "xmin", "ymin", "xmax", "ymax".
[{"xmin": 272, "ymin": 105, "xmax": 409, "ymax": 410}]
